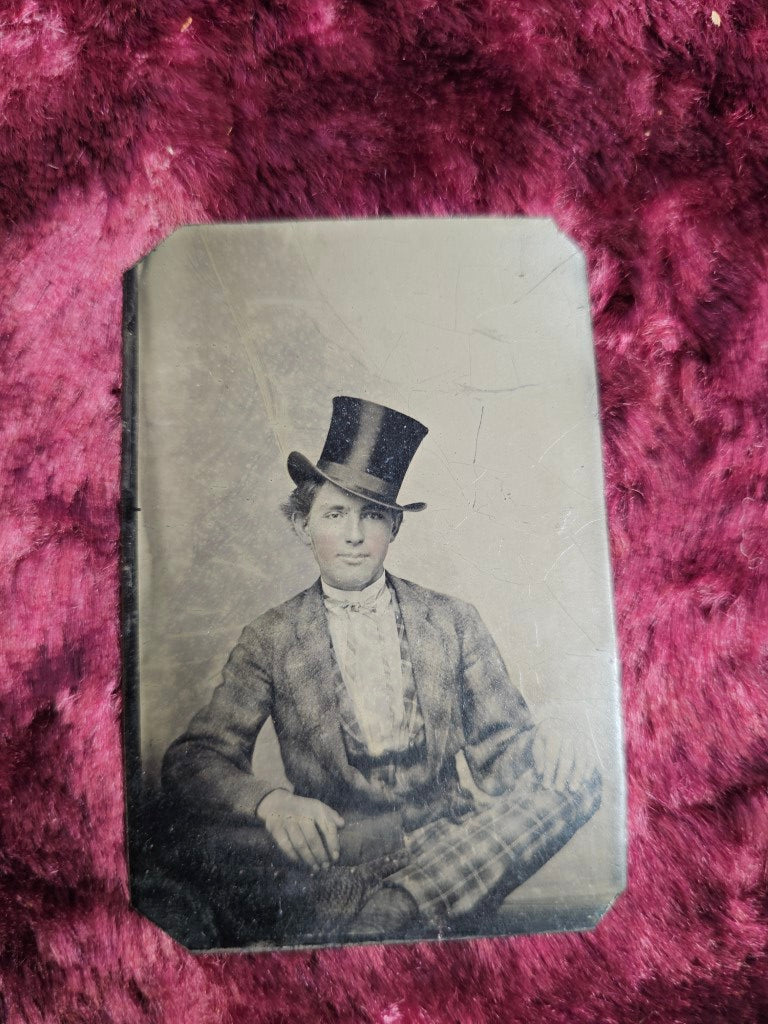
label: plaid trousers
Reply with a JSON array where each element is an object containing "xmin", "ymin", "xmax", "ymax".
[
  {"xmin": 383, "ymin": 767, "xmax": 603, "ymax": 928},
  {"xmin": 148, "ymin": 767, "xmax": 602, "ymax": 946}
]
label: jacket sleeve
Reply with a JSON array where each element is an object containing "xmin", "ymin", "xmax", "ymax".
[
  {"xmin": 457, "ymin": 602, "xmax": 536, "ymax": 794},
  {"xmin": 161, "ymin": 621, "xmax": 279, "ymax": 820}
]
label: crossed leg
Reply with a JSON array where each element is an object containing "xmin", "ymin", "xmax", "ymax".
[
  {"xmin": 353, "ymin": 766, "xmax": 603, "ymax": 936},
  {"xmin": 138, "ymin": 767, "xmax": 601, "ymax": 947}
]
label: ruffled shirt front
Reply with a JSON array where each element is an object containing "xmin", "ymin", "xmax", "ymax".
[{"xmin": 322, "ymin": 574, "xmax": 407, "ymax": 758}]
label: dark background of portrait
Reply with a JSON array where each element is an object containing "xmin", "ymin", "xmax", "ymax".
[{"xmin": 3, "ymin": 2, "xmax": 768, "ymax": 1021}]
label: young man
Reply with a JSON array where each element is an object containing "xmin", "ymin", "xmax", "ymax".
[{"xmin": 161, "ymin": 397, "xmax": 601, "ymax": 946}]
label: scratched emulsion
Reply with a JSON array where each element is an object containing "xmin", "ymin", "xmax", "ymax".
[{"xmin": 135, "ymin": 218, "xmax": 624, "ymax": 913}]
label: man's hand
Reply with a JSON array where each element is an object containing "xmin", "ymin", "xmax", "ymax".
[
  {"xmin": 531, "ymin": 719, "xmax": 598, "ymax": 794},
  {"xmin": 256, "ymin": 789, "xmax": 345, "ymax": 871}
]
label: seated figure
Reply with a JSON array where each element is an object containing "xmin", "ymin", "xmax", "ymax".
[{"xmin": 159, "ymin": 396, "xmax": 602, "ymax": 947}]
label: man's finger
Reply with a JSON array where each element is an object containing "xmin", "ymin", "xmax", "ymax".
[
  {"xmin": 308, "ymin": 799, "xmax": 345, "ymax": 829},
  {"xmin": 314, "ymin": 815, "xmax": 340, "ymax": 863},
  {"xmin": 563, "ymin": 747, "xmax": 582, "ymax": 791},
  {"xmin": 554, "ymin": 740, "xmax": 575, "ymax": 792},
  {"xmin": 297, "ymin": 818, "xmax": 330, "ymax": 869},
  {"xmin": 271, "ymin": 824, "xmax": 300, "ymax": 863},
  {"xmin": 543, "ymin": 733, "xmax": 561, "ymax": 788},
  {"xmin": 285, "ymin": 820, "xmax": 322, "ymax": 870},
  {"xmin": 570, "ymin": 747, "xmax": 597, "ymax": 791},
  {"xmin": 532, "ymin": 732, "xmax": 547, "ymax": 778}
]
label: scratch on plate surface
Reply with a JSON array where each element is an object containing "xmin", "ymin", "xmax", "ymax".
[
  {"xmin": 544, "ymin": 581, "xmax": 599, "ymax": 649},
  {"xmin": 514, "ymin": 251, "xmax": 577, "ymax": 303},
  {"xmin": 200, "ymin": 233, "xmax": 284, "ymax": 457},
  {"xmin": 459, "ymin": 382, "xmax": 541, "ymax": 395},
  {"xmin": 536, "ymin": 420, "xmax": 580, "ymax": 464},
  {"xmin": 543, "ymin": 543, "xmax": 576, "ymax": 581},
  {"xmin": 295, "ymin": 232, "xmax": 369, "ymax": 353},
  {"xmin": 586, "ymin": 712, "xmax": 607, "ymax": 772},
  {"xmin": 453, "ymin": 548, "xmax": 529, "ymax": 587},
  {"xmin": 471, "ymin": 325, "xmax": 523, "ymax": 389},
  {"xmin": 473, "ymin": 404, "xmax": 485, "ymax": 464},
  {"xmin": 431, "ymin": 436, "xmax": 476, "ymax": 506}
]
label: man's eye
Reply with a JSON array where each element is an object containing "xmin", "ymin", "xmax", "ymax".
[{"xmin": 364, "ymin": 510, "xmax": 384, "ymax": 520}]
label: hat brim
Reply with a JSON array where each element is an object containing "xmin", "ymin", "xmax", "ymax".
[{"xmin": 287, "ymin": 451, "xmax": 426, "ymax": 513}]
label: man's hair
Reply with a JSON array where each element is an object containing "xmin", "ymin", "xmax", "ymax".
[
  {"xmin": 281, "ymin": 478, "xmax": 323, "ymax": 523},
  {"xmin": 281, "ymin": 478, "xmax": 403, "ymax": 534}
]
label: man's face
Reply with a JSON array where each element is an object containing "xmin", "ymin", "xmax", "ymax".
[{"xmin": 295, "ymin": 480, "xmax": 400, "ymax": 591}]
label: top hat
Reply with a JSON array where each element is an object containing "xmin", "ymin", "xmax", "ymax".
[{"xmin": 287, "ymin": 397, "xmax": 428, "ymax": 512}]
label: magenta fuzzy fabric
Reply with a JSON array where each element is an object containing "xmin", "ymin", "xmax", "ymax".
[{"xmin": 3, "ymin": 0, "xmax": 768, "ymax": 1020}]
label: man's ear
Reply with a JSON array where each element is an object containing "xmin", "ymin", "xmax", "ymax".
[
  {"xmin": 292, "ymin": 514, "xmax": 313, "ymax": 546},
  {"xmin": 390, "ymin": 512, "xmax": 403, "ymax": 541}
]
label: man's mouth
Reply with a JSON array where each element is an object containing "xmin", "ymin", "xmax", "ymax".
[{"xmin": 338, "ymin": 554, "xmax": 368, "ymax": 563}]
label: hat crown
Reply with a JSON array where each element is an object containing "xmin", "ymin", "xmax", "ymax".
[
  {"xmin": 319, "ymin": 397, "xmax": 427, "ymax": 488},
  {"xmin": 287, "ymin": 397, "xmax": 428, "ymax": 511}
]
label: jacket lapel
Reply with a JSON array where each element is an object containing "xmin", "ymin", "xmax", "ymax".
[
  {"xmin": 289, "ymin": 583, "xmax": 348, "ymax": 752},
  {"xmin": 288, "ymin": 581, "xmax": 366, "ymax": 790},
  {"xmin": 388, "ymin": 574, "xmax": 453, "ymax": 772}
]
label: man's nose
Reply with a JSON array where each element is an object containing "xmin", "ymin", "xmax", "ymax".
[{"xmin": 345, "ymin": 514, "xmax": 364, "ymax": 544}]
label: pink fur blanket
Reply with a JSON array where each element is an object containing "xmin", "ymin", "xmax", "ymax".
[{"xmin": 2, "ymin": 1, "xmax": 768, "ymax": 1020}]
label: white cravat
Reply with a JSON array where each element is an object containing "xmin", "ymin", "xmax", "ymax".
[{"xmin": 322, "ymin": 574, "xmax": 406, "ymax": 757}]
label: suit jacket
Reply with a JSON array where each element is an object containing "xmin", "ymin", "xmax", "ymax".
[{"xmin": 162, "ymin": 574, "xmax": 535, "ymax": 821}]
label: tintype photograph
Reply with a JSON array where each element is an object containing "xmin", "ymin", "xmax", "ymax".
[{"xmin": 122, "ymin": 218, "xmax": 625, "ymax": 951}]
